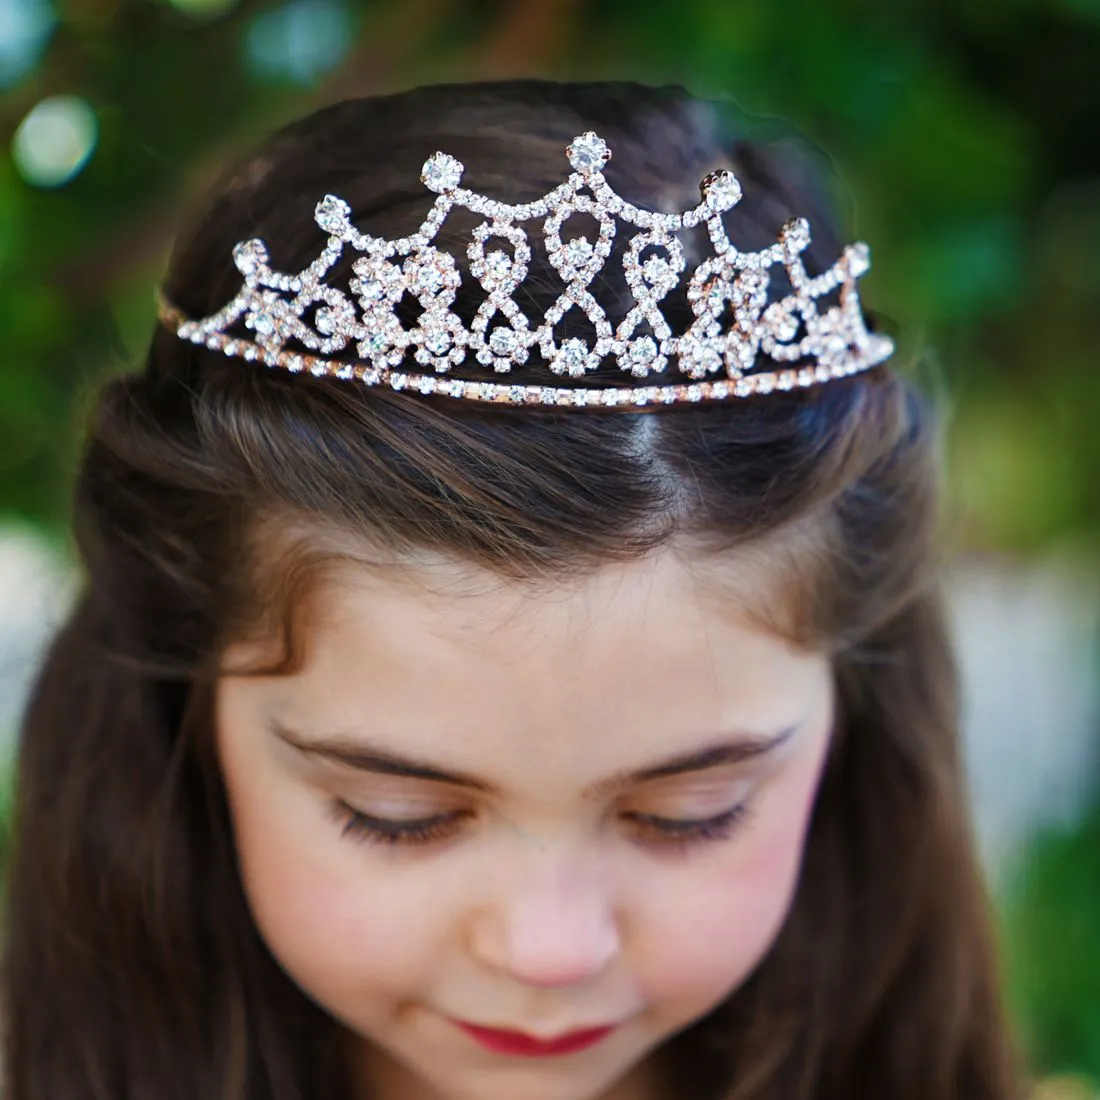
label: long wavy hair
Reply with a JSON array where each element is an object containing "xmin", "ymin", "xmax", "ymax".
[{"xmin": 1, "ymin": 79, "xmax": 1022, "ymax": 1100}]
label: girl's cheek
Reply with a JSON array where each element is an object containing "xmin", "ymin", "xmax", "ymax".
[
  {"xmin": 637, "ymin": 781, "xmax": 818, "ymax": 1006},
  {"xmin": 232, "ymin": 809, "xmax": 440, "ymax": 1008},
  {"xmin": 220, "ymin": 770, "xmax": 394, "ymax": 973}
]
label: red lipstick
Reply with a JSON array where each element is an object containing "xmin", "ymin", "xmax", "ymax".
[{"xmin": 453, "ymin": 1020, "xmax": 616, "ymax": 1056}]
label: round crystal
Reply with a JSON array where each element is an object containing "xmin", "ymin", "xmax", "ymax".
[
  {"xmin": 705, "ymin": 279, "xmax": 728, "ymax": 312},
  {"xmin": 845, "ymin": 242, "xmax": 871, "ymax": 277},
  {"xmin": 699, "ymin": 345, "xmax": 722, "ymax": 372},
  {"xmin": 565, "ymin": 238, "xmax": 594, "ymax": 268},
  {"xmin": 233, "ymin": 239, "xmax": 268, "ymax": 277},
  {"xmin": 558, "ymin": 338, "xmax": 589, "ymax": 375},
  {"xmin": 421, "ymin": 152, "xmax": 462, "ymax": 193},
  {"xmin": 413, "ymin": 262, "xmax": 445, "ymax": 295},
  {"xmin": 484, "ymin": 250, "xmax": 512, "ymax": 281},
  {"xmin": 740, "ymin": 269, "xmax": 768, "ymax": 295},
  {"xmin": 702, "ymin": 170, "xmax": 742, "ymax": 212},
  {"xmin": 488, "ymin": 328, "xmax": 518, "ymax": 355},
  {"xmin": 764, "ymin": 303, "xmax": 799, "ymax": 342},
  {"xmin": 425, "ymin": 331, "xmax": 452, "ymax": 355},
  {"xmin": 352, "ymin": 258, "xmax": 399, "ymax": 302},
  {"xmin": 641, "ymin": 256, "xmax": 671, "ymax": 286},
  {"xmin": 566, "ymin": 132, "xmax": 610, "ymax": 174},
  {"xmin": 628, "ymin": 336, "xmax": 658, "ymax": 367},
  {"xmin": 250, "ymin": 311, "xmax": 276, "ymax": 336},
  {"xmin": 320, "ymin": 298, "xmax": 353, "ymax": 335},
  {"xmin": 729, "ymin": 336, "xmax": 756, "ymax": 367},
  {"xmin": 357, "ymin": 277, "xmax": 385, "ymax": 303},
  {"xmin": 315, "ymin": 195, "xmax": 351, "ymax": 234},
  {"xmin": 682, "ymin": 342, "xmax": 722, "ymax": 377}
]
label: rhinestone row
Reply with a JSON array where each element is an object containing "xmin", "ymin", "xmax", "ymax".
[{"xmin": 162, "ymin": 298, "xmax": 891, "ymax": 408}]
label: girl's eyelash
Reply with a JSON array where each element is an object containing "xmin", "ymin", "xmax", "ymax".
[
  {"xmin": 626, "ymin": 804, "xmax": 752, "ymax": 852},
  {"xmin": 331, "ymin": 803, "xmax": 465, "ymax": 847},
  {"xmin": 331, "ymin": 800, "xmax": 753, "ymax": 853}
]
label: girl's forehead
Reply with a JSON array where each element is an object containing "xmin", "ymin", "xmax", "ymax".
[
  {"xmin": 236, "ymin": 546, "xmax": 831, "ymax": 759},
  {"xmin": 312, "ymin": 538, "xmax": 784, "ymax": 636},
  {"xmin": 327, "ymin": 546, "xmax": 705, "ymax": 635}
]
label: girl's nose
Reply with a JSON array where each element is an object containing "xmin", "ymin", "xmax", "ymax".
[{"xmin": 468, "ymin": 854, "xmax": 622, "ymax": 989}]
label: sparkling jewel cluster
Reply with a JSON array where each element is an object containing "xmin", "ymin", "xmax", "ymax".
[{"xmin": 157, "ymin": 131, "xmax": 894, "ymax": 408}]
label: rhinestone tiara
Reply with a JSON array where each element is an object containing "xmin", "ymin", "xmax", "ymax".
[{"xmin": 155, "ymin": 130, "xmax": 894, "ymax": 409}]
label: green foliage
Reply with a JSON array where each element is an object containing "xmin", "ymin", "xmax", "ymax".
[{"xmin": 1003, "ymin": 791, "xmax": 1100, "ymax": 1080}]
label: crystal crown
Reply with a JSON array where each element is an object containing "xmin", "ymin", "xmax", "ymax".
[{"xmin": 156, "ymin": 130, "xmax": 894, "ymax": 409}]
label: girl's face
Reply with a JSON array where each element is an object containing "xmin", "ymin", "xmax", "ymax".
[{"xmin": 215, "ymin": 546, "xmax": 834, "ymax": 1100}]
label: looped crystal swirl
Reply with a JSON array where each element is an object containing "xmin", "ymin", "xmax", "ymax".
[{"xmin": 156, "ymin": 131, "xmax": 894, "ymax": 408}]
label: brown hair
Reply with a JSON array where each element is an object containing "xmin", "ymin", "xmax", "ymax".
[{"xmin": 1, "ymin": 79, "xmax": 1022, "ymax": 1099}]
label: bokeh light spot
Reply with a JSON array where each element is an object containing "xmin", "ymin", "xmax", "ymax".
[
  {"xmin": 245, "ymin": 0, "xmax": 353, "ymax": 85},
  {"xmin": 11, "ymin": 95, "xmax": 98, "ymax": 188},
  {"xmin": 0, "ymin": 0, "xmax": 56, "ymax": 88}
]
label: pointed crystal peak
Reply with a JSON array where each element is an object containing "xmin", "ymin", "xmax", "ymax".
[
  {"xmin": 844, "ymin": 241, "xmax": 871, "ymax": 277},
  {"xmin": 422, "ymin": 152, "xmax": 463, "ymax": 193},
  {"xmin": 315, "ymin": 195, "xmax": 351, "ymax": 234},
  {"xmin": 780, "ymin": 217, "xmax": 811, "ymax": 256},
  {"xmin": 701, "ymin": 170, "xmax": 742, "ymax": 212},
  {"xmin": 233, "ymin": 239, "xmax": 269, "ymax": 276},
  {"xmin": 567, "ymin": 132, "xmax": 611, "ymax": 174}
]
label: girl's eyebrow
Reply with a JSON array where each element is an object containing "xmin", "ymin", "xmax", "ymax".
[{"xmin": 268, "ymin": 717, "xmax": 799, "ymax": 798}]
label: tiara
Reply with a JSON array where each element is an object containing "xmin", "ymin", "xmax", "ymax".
[{"xmin": 156, "ymin": 130, "xmax": 894, "ymax": 409}]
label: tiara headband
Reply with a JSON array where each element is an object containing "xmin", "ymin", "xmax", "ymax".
[{"xmin": 156, "ymin": 131, "xmax": 894, "ymax": 409}]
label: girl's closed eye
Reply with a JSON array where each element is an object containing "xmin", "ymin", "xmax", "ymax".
[
  {"xmin": 329, "ymin": 797, "xmax": 756, "ymax": 853},
  {"xmin": 330, "ymin": 801, "xmax": 469, "ymax": 846},
  {"xmin": 624, "ymin": 801, "xmax": 755, "ymax": 852},
  {"xmin": 622, "ymin": 773, "xmax": 760, "ymax": 851}
]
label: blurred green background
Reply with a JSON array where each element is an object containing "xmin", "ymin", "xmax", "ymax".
[{"xmin": 0, "ymin": 0, "xmax": 1098, "ymax": 1094}]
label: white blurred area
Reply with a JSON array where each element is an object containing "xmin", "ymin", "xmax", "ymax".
[
  {"xmin": 0, "ymin": 521, "xmax": 1098, "ymax": 883},
  {"xmin": 0, "ymin": 523, "xmax": 76, "ymax": 741},
  {"xmin": 948, "ymin": 552, "xmax": 1100, "ymax": 881}
]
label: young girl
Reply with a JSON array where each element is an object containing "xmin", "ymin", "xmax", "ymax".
[{"xmin": 1, "ymin": 79, "xmax": 1022, "ymax": 1100}]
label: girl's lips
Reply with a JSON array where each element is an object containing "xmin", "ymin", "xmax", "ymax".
[{"xmin": 452, "ymin": 1020, "xmax": 617, "ymax": 1056}]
